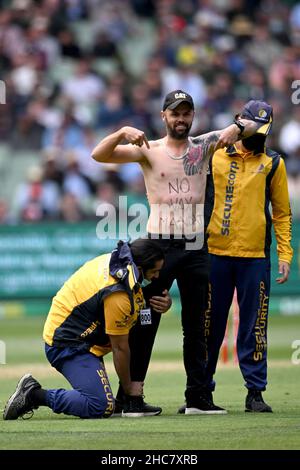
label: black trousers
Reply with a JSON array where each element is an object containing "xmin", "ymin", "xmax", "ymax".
[{"xmin": 129, "ymin": 236, "xmax": 210, "ymax": 398}]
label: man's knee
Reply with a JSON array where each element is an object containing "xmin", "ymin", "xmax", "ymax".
[{"xmin": 87, "ymin": 395, "xmax": 115, "ymax": 419}]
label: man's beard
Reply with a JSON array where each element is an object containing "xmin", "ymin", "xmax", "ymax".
[{"xmin": 166, "ymin": 121, "xmax": 192, "ymax": 140}]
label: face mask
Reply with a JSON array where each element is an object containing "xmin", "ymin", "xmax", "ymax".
[
  {"xmin": 140, "ymin": 270, "xmax": 152, "ymax": 288},
  {"xmin": 242, "ymin": 134, "xmax": 266, "ymax": 152},
  {"xmin": 141, "ymin": 278, "xmax": 152, "ymax": 288}
]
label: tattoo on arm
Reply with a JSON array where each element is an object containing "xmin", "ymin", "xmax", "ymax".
[
  {"xmin": 183, "ymin": 133, "xmax": 219, "ymax": 176},
  {"xmin": 194, "ymin": 132, "xmax": 220, "ymax": 159}
]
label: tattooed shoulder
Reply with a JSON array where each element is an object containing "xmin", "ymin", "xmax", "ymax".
[{"xmin": 181, "ymin": 132, "xmax": 220, "ymax": 176}]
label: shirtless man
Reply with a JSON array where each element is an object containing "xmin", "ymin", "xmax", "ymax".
[{"xmin": 92, "ymin": 90, "xmax": 258, "ymax": 414}]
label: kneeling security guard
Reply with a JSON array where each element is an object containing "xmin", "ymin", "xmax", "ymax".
[{"xmin": 3, "ymin": 239, "xmax": 169, "ymax": 420}]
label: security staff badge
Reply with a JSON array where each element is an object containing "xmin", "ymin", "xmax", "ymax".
[{"xmin": 140, "ymin": 308, "xmax": 152, "ymax": 325}]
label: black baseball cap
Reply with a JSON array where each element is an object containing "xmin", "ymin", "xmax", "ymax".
[
  {"xmin": 162, "ymin": 90, "xmax": 194, "ymax": 111},
  {"xmin": 240, "ymin": 100, "xmax": 273, "ymax": 135}
]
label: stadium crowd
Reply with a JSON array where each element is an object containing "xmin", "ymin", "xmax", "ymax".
[{"xmin": 1, "ymin": 0, "xmax": 300, "ymax": 223}]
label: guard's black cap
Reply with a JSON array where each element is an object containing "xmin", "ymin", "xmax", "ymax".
[{"xmin": 162, "ymin": 90, "xmax": 194, "ymax": 111}]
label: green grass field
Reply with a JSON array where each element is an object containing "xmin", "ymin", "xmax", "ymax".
[{"xmin": 0, "ymin": 313, "xmax": 300, "ymax": 450}]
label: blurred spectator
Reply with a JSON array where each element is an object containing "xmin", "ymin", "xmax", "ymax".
[
  {"xmin": 245, "ymin": 25, "xmax": 283, "ymax": 70},
  {"xmin": 14, "ymin": 165, "xmax": 60, "ymax": 222},
  {"xmin": 57, "ymin": 29, "xmax": 82, "ymax": 59},
  {"xmin": 131, "ymin": 0, "xmax": 156, "ymax": 18},
  {"xmin": 269, "ymin": 47, "xmax": 300, "ymax": 94},
  {"xmin": 279, "ymin": 107, "xmax": 300, "ymax": 155},
  {"xmin": 93, "ymin": 171, "xmax": 124, "ymax": 222},
  {"xmin": 71, "ymin": 127, "xmax": 107, "ymax": 183},
  {"xmin": 161, "ymin": 63, "xmax": 207, "ymax": 107},
  {"xmin": 0, "ymin": 200, "xmax": 12, "ymax": 224},
  {"xmin": 126, "ymin": 83, "xmax": 156, "ymax": 134},
  {"xmin": 96, "ymin": 87, "xmax": 130, "ymax": 130},
  {"xmin": 24, "ymin": 17, "xmax": 60, "ymax": 70},
  {"xmin": 42, "ymin": 107, "xmax": 85, "ymax": 149},
  {"xmin": 61, "ymin": 59, "xmax": 105, "ymax": 105},
  {"xmin": 9, "ymin": 53, "xmax": 39, "ymax": 99},
  {"xmin": 59, "ymin": 192, "xmax": 84, "ymax": 222},
  {"xmin": 42, "ymin": 149, "xmax": 64, "ymax": 187},
  {"xmin": 0, "ymin": 9, "xmax": 25, "ymax": 62},
  {"xmin": 62, "ymin": 154, "xmax": 93, "ymax": 203},
  {"xmin": 92, "ymin": 31, "xmax": 119, "ymax": 59}
]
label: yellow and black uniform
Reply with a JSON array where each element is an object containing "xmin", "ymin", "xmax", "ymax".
[
  {"xmin": 42, "ymin": 241, "xmax": 145, "ymax": 419},
  {"xmin": 43, "ymin": 252, "xmax": 144, "ymax": 357},
  {"xmin": 207, "ymin": 145, "xmax": 293, "ymax": 262},
  {"xmin": 204, "ymin": 144, "xmax": 293, "ymax": 393}
]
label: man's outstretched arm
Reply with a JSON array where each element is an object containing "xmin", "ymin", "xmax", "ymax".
[{"xmin": 192, "ymin": 119, "xmax": 259, "ymax": 161}]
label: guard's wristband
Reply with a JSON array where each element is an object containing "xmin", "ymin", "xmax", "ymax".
[{"xmin": 233, "ymin": 119, "xmax": 245, "ymax": 137}]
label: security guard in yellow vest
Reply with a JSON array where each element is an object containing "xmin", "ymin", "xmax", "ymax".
[
  {"xmin": 205, "ymin": 100, "xmax": 293, "ymax": 412},
  {"xmin": 4, "ymin": 239, "xmax": 169, "ymax": 420}
]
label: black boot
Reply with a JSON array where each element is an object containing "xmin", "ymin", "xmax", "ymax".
[{"xmin": 245, "ymin": 390, "xmax": 272, "ymax": 413}]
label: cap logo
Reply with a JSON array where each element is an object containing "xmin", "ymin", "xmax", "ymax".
[
  {"xmin": 174, "ymin": 92, "xmax": 186, "ymax": 99},
  {"xmin": 258, "ymin": 109, "xmax": 267, "ymax": 118},
  {"xmin": 116, "ymin": 269, "xmax": 126, "ymax": 279}
]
